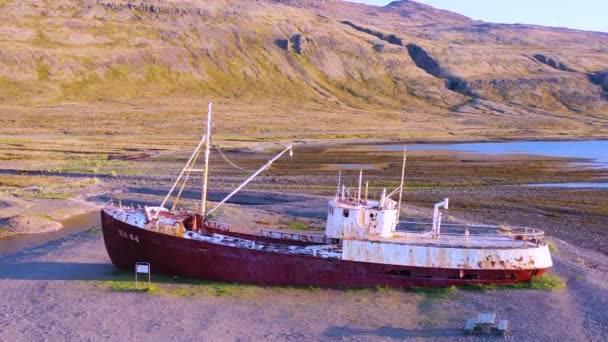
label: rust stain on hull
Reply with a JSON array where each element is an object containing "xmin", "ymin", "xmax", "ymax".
[{"xmin": 102, "ymin": 211, "xmax": 549, "ymax": 288}]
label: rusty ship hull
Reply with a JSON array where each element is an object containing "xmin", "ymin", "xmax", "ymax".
[{"xmin": 101, "ymin": 210, "xmax": 550, "ymax": 288}]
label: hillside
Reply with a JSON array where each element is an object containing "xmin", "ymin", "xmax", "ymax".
[{"xmin": 0, "ymin": 0, "xmax": 607, "ymax": 139}]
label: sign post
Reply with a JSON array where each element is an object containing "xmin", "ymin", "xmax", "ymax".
[{"xmin": 135, "ymin": 262, "xmax": 151, "ymax": 289}]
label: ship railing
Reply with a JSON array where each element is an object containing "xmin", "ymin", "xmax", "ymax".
[
  {"xmin": 261, "ymin": 230, "xmax": 335, "ymax": 244},
  {"xmin": 397, "ymin": 221, "xmax": 546, "ymax": 245},
  {"xmin": 207, "ymin": 220, "xmax": 231, "ymax": 232}
]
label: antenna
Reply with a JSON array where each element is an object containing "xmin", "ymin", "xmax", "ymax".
[
  {"xmin": 336, "ymin": 171, "xmax": 341, "ymax": 200},
  {"xmin": 364, "ymin": 181, "xmax": 369, "ymax": 202},
  {"xmin": 201, "ymin": 102, "xmax": 212, "ymax": 218},
  {"xmin": 396, "ymin": 146, "xmax": 406, "ymax": 222},
  {"xmin": 357, "ymin": 168, "xmax": 363, "ymax": 205}
]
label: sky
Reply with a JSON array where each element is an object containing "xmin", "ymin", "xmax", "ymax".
[{"xmin": 346, "ymin": 0, "xmax": 608, "ymax": 33}]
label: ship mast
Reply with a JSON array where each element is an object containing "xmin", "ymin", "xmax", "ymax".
[
  {"xmin": 155, "ymin": 102, "xmax": 293, "ymax": 221},
  {"xmin": 396, "ymin": 146, "xmax": 406, "ymax": 221},
  {"xmin": 201, "ymin": 102, "xmax": 212, "ymax": 218}
]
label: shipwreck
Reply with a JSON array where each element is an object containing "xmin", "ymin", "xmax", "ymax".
[{"xmin": 101, "ymin": 104, "xmax": 552, "ymax": 288}]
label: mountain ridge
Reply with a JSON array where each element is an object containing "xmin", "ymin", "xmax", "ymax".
[{"xmin": 0, "ymin": 0, "xmax": 606, "ymax": 137}]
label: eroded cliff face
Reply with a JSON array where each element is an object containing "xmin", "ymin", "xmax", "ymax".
[{"xmin": 0, "ymin": 0, "xmax": 607, "ymax": 120}]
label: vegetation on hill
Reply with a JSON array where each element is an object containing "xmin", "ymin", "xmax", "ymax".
[{"xmin": 0, "ymin": 0, "xmax": 606, "ymax": 138}]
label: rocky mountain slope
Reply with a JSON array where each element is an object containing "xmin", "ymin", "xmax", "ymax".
[{"xmin": 0, "ymin": 0, "xmax": 607, "ymax": 137}]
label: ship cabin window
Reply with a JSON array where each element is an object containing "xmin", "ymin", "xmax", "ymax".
[{"xmin": 343, "ymin": 209, "xmax": 350, "ymax": 218}]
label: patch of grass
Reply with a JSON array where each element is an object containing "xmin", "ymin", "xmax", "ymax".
[
  {"xmin": 97, "ymin": 270, "xmax": 258, "ymax": 298},
  {"xmin": 547, "ymin": 241, "xmax": 558, "ymax": 254},
  {"xmin": 574, "ymin": 274, "xmax": 585, "ymax": 281},
  {"xmin": 286, "ymin": 220, "xmax": 308, "ymax": 230},
  {"xmin": 462, "ymin": 274, "xmax": 566, "ymax": 291},
  {"xmin": 71, "ymin": 178, "xmax": 101, "ymax": 188},
  {"xmin": 522, "ymin": 274, "xmax": 566, "ymax": 289},
  {"xmin": 20, "ymin": 192, "xmax": 73, "ymax": 200},
  {"xmin": 36, "ymin": 60, "xmax": 50, "ymax": 81},
  {"xmin": 0, "ymin": 175, "xmax": 66, "ymax": 188},
  {"xmin": 411, "ymin": 286, "xmax": 457, "ymax": 301},
  {"xmin": 104, "ymin": 280, "xmax": 160, "ymax": 293}
]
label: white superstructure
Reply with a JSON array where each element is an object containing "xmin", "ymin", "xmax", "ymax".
[{"xmin": 323, "ymin": 169, "xmax": 553, "ymax": 271}]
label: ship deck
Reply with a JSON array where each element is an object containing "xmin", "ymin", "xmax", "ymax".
[
  {"xmin": 103, "ymin": 207, "xmax": 545, "ymax": 258},
  {"xmin": 384, "ymin": 222, "xmax": 545, "ymax": 249}
]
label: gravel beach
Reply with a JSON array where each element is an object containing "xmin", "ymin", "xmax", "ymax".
[{"xmin": 1, "ymin": 201, "xmax": 607, "ymax": 341}]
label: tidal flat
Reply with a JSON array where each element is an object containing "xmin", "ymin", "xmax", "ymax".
[{"xmin": 1, "ymin": 137, "xmax": 607, "ymax": 340}]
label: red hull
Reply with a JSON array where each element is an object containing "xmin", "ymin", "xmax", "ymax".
[{"xmin": 101, "ymin": 211, "xmax": 549, "ymax": 288}]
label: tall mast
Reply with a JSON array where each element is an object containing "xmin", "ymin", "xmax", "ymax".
[
  {"xmin": 201, "ymin": 102, "xmax": 212, "ymax": 218},
  {"xmin": 396, "ymin": 146, "xmax": 407, "ymax": 222},
  {"xmin": 357, "ymin": 168, "xmax": 363, "ymax": 205},
  {"xmin": 336, "ymin": 171, "xmax": 341, "ymax": 200}
]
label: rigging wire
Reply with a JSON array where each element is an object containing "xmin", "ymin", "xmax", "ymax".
[{"xmin": 211, "ymin": 140, "xmax": 255, "ymax": 173}]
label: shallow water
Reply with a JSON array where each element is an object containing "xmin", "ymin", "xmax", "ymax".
[
  {"xmin": 378, "ymin": 140, "xmax": 608, "ymax": 168},
  {"xmin": 524, "ymin": 182, "xmax": 608, "ymax": 188},
  {"xmin": 326, "ymin": 163, "xmax": 379, "ymax": 170},
  {"xmin": 0, "ymin": 211, "xmax": 101, "ymax": 256}
]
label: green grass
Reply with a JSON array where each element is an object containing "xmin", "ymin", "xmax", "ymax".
[
  {"xmin": 104, "ymin": 280, "xmax": 160, "ymax": 293},
  {"xmin": 286, "ymin": 221, "xmax": 308, "ymax": 230},
  {"xmin": 411, "ymin": 286, "xmax": 457, "ymax": 301},
  {"xmin": 547, "ymin": 242, "xmax": 559, "ymax": 254},
  {"xmin": 462, "ymin": 274, "xmax": 566, "ymax": 291},
  {"xmin": 95, "ymin": 270, "xmax": 566, "ymax": 300},
  {"xmin": 97, "ymin": 271, "xmax": 257, "ymax": 298},
  {"xmin": 20, "ymin": 192, "xmax": 73, "ymax": 200},
  {"xmin": 0, "ymin": 175, "xmax": 67, "ymax": 188}
]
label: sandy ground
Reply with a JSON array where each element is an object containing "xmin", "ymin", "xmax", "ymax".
[
  {"xmin": 0, "ymin": 194, "xmax": 99, "ymax": 233},
  {"xmin": 0, "ymin": 199, "xmax": 607, "ymax": 341}
]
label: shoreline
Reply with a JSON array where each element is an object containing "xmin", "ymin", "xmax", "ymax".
[{"xmin": 1, "ymin": 132, "xmax": 607, "ymax": 147}]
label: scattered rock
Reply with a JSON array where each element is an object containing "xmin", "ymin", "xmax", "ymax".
[
  {"xmin": 76, "ymin": 5, "xmax": 110, "ymax": 20},
  {"xmin": 533, "ymin": 54, "xmax": 575, "ymax": 72}
]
